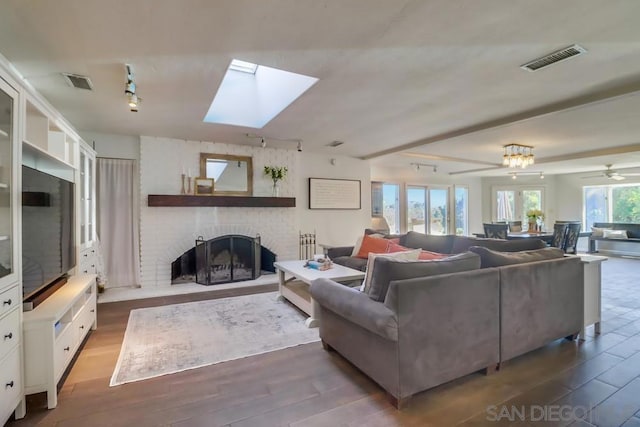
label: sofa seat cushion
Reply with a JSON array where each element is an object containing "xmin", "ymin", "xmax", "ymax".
[
  {"xmin": 469, "ymin": 246, "xmax": 564, "ymax": 268},
  {"xmin": 365, "ymin": 252, "xmax": 481, "ymax": 302},
  {"xmin": 403, "ymin": 231, "xmax": 456, "ymax": 254},
  {"xmin": 331, "ymin": 256, "xmax": 368, "ymax": 272}
]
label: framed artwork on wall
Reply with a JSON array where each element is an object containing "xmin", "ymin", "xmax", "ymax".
[
  {"xmin": 308, "ymin": 178, "xmax": 361, "ymax": 209},
  {"xmin": 194, "ymin": 177, "xmax": 214, "ymax": 195}
]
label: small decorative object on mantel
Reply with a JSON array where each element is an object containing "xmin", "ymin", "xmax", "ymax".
[
  {"xmin": 526, "ymin": 209, "xmax": 544, "ymax": 233},
  {"xmin": 264, "ymin": 166, "xmax": 288, "ymax": 197},
  {"xmin": 195, "ymin": 177, "xmax": 215, "ymax": 195}
]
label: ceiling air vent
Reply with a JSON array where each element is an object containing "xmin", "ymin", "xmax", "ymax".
[
  {"xmin": 521, "ymin": 44, "xmax": 587, "ymax": 72},
  {"xmin": 327, "ymin": 141, "xmax": 344, "ymax": 147},
  {"xmin": 62, "ymin": 73, "xmax": 93, "ymax": 90}
]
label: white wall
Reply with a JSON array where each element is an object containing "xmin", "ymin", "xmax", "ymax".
[
  {"xmin": 137, "ymin": 136, "xmax": 374, "ymax": 287},
  {"xmin": 297, "ymin": 153, "xmax": 371, "ymax": 247},
  {"xmin": 370, "ymin": 164, "xmax": 483, "ymax": 235},
  {"xmin": 80, "ymin": 131, "xmax": 140, "ymax": 160}
]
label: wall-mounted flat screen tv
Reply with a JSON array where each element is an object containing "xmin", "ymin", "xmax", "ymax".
[{"xmin": 22, "ymin": 165, "xmax": 75, "ymax": 303}]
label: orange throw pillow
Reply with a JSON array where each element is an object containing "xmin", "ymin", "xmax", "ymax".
[
  {"xmin": 418, "ymin": 250, "xmax": 447, "ymax": 260},
  {"xmin": 356, "ymin": 234, "xmax": 391, "ymax": 258}
]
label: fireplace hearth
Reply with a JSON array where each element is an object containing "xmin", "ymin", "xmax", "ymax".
[{"xmin": 171, "ymin": 235, "xmax": 276, "ymax": 285}]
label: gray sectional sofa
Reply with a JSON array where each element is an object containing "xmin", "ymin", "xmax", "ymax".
[
  {"xmin": 328, "ymin": 231, "xmax": 548, "ymax": 271},
  {"xmin": 310, "ymin": 246, "xmax": 584, "ymax": 409}
]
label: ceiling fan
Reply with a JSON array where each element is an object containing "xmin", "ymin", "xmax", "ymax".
[{"xmin": 582, "ymin": 164, "xmax": 640, "ymax": 181}]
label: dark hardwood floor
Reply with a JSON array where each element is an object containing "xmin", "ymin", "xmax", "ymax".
[{"xmin": 7, "ymin": 256, "xmax": 640, "ymax": 426}]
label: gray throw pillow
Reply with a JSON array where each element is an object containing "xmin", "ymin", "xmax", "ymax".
[
  {"xmin": 468, "ymin": 246, "xmax": 564, "ymax": 268},
  {"xmin": 365, "ymin": 251, "xmax": 481, "ymax": 302}
]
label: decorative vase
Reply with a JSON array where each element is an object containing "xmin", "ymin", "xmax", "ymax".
[
  {"xmin": 272, "ymin": 180, "xmax": 280, "ymax": 197},
  {"xmin": 528, "ymin": 221, "xmax": 537, "ymax": 233}
]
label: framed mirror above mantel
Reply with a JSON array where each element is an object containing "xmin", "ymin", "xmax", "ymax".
[{"xmin": 200, "ymin": 153, "xmax": 253, "ymax": 196}]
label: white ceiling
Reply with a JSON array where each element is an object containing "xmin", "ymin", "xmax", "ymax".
[{"xmin": 2, "ymin": 0, "xmax": 640, "ymax": 177}]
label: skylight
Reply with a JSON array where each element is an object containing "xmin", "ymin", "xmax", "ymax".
[
  {"xmin": 228, "ymin": 59, "xmax": 258, "ymax": 74},
  {"xmin": 204, "ymin": 59, "xmax": 318, "ymax": 128}
]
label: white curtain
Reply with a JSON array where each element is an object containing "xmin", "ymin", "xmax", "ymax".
[{"xmin": 96, "ymin": 158, "xmax": 140, "ymax": 288}]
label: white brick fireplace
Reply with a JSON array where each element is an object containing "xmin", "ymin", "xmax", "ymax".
[{"xmin": 139, "ymin": 136, "xmax": 299, "ymax": 288}]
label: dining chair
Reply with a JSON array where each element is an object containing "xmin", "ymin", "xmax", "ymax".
[
  {"xmin": 562, "ymin": 222, "xmax": 581, "ymax": 254},
  {"xmin": 550, "ymin": 223, "xmax": 569, "ymax": 248},
  {"xmin": 507, "ymin": 221, "xmax": 522, "ymax": 232},
  {"xmin": 483, "ymin": 223, "xmax": 509, "ymax": 239}
]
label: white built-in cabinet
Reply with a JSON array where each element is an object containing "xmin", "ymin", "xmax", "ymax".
[
  {"xmin": 0, "ymin": 75, "xmax": 25, "ymax": 424},
  {"xmin": 22, "ymin": 275, "xmax": 96, "ymax": 409},
  {"xmin": 78, "ymin": 142, "xmax": 97, "ymax": 275},
  {"xmin": 0, "ymin": 54, "xmax": 99, "ymax": 419}
]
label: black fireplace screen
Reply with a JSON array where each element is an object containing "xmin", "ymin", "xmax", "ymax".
[{"xmin": 171, "ymin": 234, "xmax": 275, "ymax": 285}]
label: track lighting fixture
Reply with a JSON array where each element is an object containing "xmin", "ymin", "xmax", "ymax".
[
  {"xmin": 410, "ymin": 162, "xmax": 437, "ymax": 173},
  {"xmin": 508, "ymin": 171, "xmax": 544, "ymax": 180},
  {"xmin": 125, "ymin": 64, "xmax": 140, "ymax": 112}
]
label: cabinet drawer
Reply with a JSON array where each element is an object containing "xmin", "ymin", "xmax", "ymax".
[
  {"xmin": 0, "ymin": 346, "xmax": 22, "ymax": 423},
  {"xmin": 0, "ymin": 285, "xmax": 20, "ymax": 319},
  {"xmin": 0, "ymin": 308, "xmax": 19, "ymax": 361},
  {"xmin": 53, "ymin": 326, "xmax": 74, "ymax": 380},
  {"xmin": 75, "ymin": 303, "xmax": 94, "ymax": 343}
]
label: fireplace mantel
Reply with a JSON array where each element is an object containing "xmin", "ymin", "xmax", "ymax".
[{"xmin": 147, "ymin": 194, "xmax": 296, "ymax": 208}]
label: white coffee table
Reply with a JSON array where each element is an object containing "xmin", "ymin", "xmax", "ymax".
[{"xmin": 274, "ymin": 260, "xmax": 365, "ymax": 328}]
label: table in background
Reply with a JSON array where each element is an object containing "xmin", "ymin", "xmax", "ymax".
[
  {"xmin": 273, "ymin": 260, "xmax": 365, "ymax": 328},
  {"xmin": 578, "ymin": 254, "xmax": 607, "ymax": 340},
  {"xmin": 473, "ymin": 232, "xmax": 554, "ymax": 244}
]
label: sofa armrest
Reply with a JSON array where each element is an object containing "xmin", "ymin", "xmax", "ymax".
[
  {"xmin": 310, "ymin": 278, "xmax": 398, "ymax": 341},
  {"xmin": 327, "ymin": 246, "xmax": 354, "ymax": 259}
]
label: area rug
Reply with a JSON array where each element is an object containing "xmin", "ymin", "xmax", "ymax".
[{"xmin": 109, "ymin": 291, "xmax": 319, "ymax": 386}]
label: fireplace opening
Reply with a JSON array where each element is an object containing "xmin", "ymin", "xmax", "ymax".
[{"xmin": 171, "ymin": 234, "xmax": 276, "ymax": 285}]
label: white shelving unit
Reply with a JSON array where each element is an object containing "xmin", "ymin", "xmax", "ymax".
[
  {"xmin": 22, "ymin": 275, "xmax": 97, "ymax": 409},
  {"xmin": 0, "ymin": 73, "xmax": 25, "ymax": 425}
]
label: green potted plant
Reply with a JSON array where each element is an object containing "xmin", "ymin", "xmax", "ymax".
[
  {"xmin": 526, "ymin": 209, "xmax": 544, "ymax": 232},
  {"xmin": 264, "ymin": 166, "xmax": 287, "ymax": 197}
]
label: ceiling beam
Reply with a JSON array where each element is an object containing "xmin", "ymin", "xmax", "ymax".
[
  {"xmin": 401, "ymin": 152, "xmax": 500, "ymax": 167},
  {"xmin": 361, "ymin": 79, "xmax": 640, "ymax": 160}
]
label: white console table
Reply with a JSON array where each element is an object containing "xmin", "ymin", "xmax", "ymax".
[
  {"xmin": 579, "ymin": 255, "xmax": 607, "ymax": 341},
  {"xmin": 22, "ymin": 274, "xmax": 97, "ymax": 409}
]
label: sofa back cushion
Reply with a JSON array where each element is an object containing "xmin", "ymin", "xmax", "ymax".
[
  {"xmin": 468, "ymin": 246, "xmax": 564, "ymax": 268},
  {"xmin": 451, "ymin": 236, "xmax": 546, "ymax": 254},
  {"xmin": 403, "ymin": 231, "xmax": 456, "ymax": 254},
  {"xmin": 365, "ymin": 251, "xmax": 481, "ymax": 302},
  {"xmin": 361, "ymin": 249, "xmax": 422, "ymax": 293}
]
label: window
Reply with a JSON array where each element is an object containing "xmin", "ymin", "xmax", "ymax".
[
  {"xmin": 454, "ymin": 186, "xmax": 469, "ymax": 236},
  {"xmin": 382, "ymin": 183, "xmax": 401, "ymax": 234},
  {"xmin": 406, "ymin": 186, "xmax": 450, "ymax": 235},
  {"xmin": 493, "ymin": 186, "xmax": 545, "ymax": 224},
  {"xmin": 584, "ymin": 184, "xmax": 640, "ymax": 228}
]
